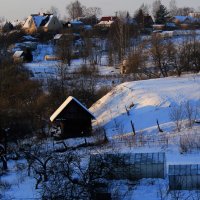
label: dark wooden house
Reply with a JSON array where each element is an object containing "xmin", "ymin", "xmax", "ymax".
[{"xmin": 50, "ymin": 96, "xmax": 95, "ymax": 138}]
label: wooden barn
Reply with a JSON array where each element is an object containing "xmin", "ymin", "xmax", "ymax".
[{"xmin": 50, "ymin": 96, "xmax": 95, "ymax": 138}]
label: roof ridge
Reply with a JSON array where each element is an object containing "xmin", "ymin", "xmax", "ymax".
[{"xmin": 50, "ymin": 96, "xmax": 95, "ymax": 122}]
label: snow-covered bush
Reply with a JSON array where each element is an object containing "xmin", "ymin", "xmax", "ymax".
[{"xmin": 179, "ymin": 132, "xmax": 200, "ymax": 153}]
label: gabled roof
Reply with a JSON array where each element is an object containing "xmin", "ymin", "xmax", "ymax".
[
  {"xmin": 174, "ymin": 16, "xmax": 189, "ymax": 23},
  {"xmin": 32, "ymin": 15, "xmax": 50, "ymax": 27},
  {"xmin": 173, "ymin": 16, "xmax": 200, "ymax": 24},
  {"xmin": 23, "ymin": 13, "xmax": 57, "ymax": 29},
  {"xmin": 50, "ymin": 96, "xmax": 95, "ymax": 122}
]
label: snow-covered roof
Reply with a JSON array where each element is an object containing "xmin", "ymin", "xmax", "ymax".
[
  {"xmin": 13, "ymin": 51, "xmax": 24, "ymax": 57},
  {"xmin": 50, "ymin": 96, "xmax": 95, "ymax": 122},
  {"xmin": 153, "ymin": 24, "xmax": 165, "ymax": 27},
  {"xmin": 166, "ymin": 22, "xmax": 176, "ymax": 27},
  {"xmin": 98, "ymin": 20, "xmax": 115, "ymax": 26},
  {"xmin": 84, "ymin": 25, "xmax": 92, "ymax": 30},
  {"xmin": 33, "ymin": 15, "xmax": 48, "ymax": 27},
  {"xmin": 70, "ymin": 20, "xmax": 84, "ymax": 25},
  {"xmin": 23, "ymin": 14, "xmax": 55, "ymax": 29},
  {"xmin": 174, "ymin": 16, "xmax": 200, "ymax": 24},
  {"xmin": 44, "ymin": 15, "xmax": 54, "ymax": 27},
  {"xmin": 54, "ymin": 34, "xmax": 63, "ymax": 40},
  {"xmin": 22, "ymin": 35, "xmax": 37, "ymax": 41},
  {"xmin": 174, "ymin": 16, "xmax": 189, "ymax": 22}
]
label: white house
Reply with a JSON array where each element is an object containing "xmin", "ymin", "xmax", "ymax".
[{"xmin": 23, "ymin": 13, "xmax": 62, "ymax": 33}]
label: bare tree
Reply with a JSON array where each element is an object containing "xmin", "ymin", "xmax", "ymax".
[
  {"xmin": 175, "ymin": 7, "xmax": 194, "ymax": 16},
  {"xmin": 66, "ymin": 0, "xmax": 85, "ymax": 20},
  {"xmin": 152, "ymin": 0, "xmax": 161, "ymax": 19},
  {"xmin": 184, "ymin": 101, "xmax": 197, "ymax": 128},
  {"xmin": 56, "ymin": 62, "xmax": 68, "ymax": 100},
  {"xmin": 84, "ymin": 7, "xmax": 102, "ymax": 18},
  {"xmin": 40, "ymin": 151, "xmax": 115, "ymax": 199},
  {"xmin": 55, "ymin": 34, "xmax": 73, "ymax": 66},
  {"xmin": 150, "ymin": 34, "xmax": 168, "ymax": 77},
  {"xmin": 109, "ymin": 17, "xmax": 130, "ymax": 62},
  {"xmin": 169, "ymin": 0, "xmax": 177, "ymax": 16},
  {"xmin": 169, "ymin": 103, "xmax": 184, "ymax": 132},
  {"xmin": 125, "ymin": 42, "xmax": 147, "ymax": 75},
  {"xmin": 21, "ymin": 139, "xmax": 53, "ymax": 189},
  {"xmin": 47, "ymin": 6, "xmax": 60, "ymax": 18}
]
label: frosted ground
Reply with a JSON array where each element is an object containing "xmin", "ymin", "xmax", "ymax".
[
  {"xmin": 2, "ymin": 32, "xmax": 200, "ymax": 199},
  {"xmin": 24, "ymin": 43, "xmax": 120, "ymax": 80},
  {"xmin": 90, "ymin": 74, "xmax": 200, "ymax": 137},
  {"xmin": 1, "ymin": 74, "xmax": 200, "ymax": 199}
]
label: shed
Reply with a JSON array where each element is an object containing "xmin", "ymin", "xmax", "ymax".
[
  {"xmin": 13, "ymin": 49, "xmax": 33, "ymax": 63},
  {"xmin": 90, "ymin": 152, "xmax": 165, "ymax": 180},
  {"xmin": 53, "ymin": 34, "xmax": 63, "ymax": 40},
  {"xmin": 50, "ymin": 96, "xmax": 95, "ymax": 138},
  {"xmin": 169, "ymin": 164, "xmax": 200, "ymax": 190},
  {"xmin": 13, "ymin": 51, "xmax": 25, "ymax": 62}
]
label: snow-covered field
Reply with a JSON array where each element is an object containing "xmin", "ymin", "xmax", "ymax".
[
  {"xmin": 2, "ymin": 74, "xmax": 199, "ymax": 199},
  {"xmin": 2, "ymin": 42, "xmax": 200, "ymax": 199},
  {"xmin": 24, "ymin": 43, "xmax": 120, "ymax": 81},
  {"xmin": 90, "ymin": 74, "xmax": 200, "ymax": 138}
]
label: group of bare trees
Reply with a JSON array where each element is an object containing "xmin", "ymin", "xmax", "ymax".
[
  {"xmin": 124, "ymin": 31, "xmax": 200, "ymax": 78},
  {"xmin": 169, "ymin": 100, "xmax": 200, "ymax": 132},
  {"xmin": 20, "ymin": 138, "xmax": 112, "ymax": 200},
  {"xmin": 66, "ymin": 0, "xmax": 102, "ymax": 20}
]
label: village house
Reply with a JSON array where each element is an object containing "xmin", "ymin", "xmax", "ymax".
[
  {"xmin": 0, "ymin": 21, "xmax": 13, "ymax": 32},
  {"xmin": 13, "ymin": 51, "xmax": 25, "ymax": 62},
  {"xmin": 97, "ymin": 16, "xmax": 117, "ymax": 27},
  {"xmin": 13, "ymin": 48, "xmax": 33, "ymax": 63},
  {"xmin": 171, "ymin": 15, "xmax": 200, "ymax": 29},
  {"xmin": 64, "ymin": 20, "xmax": 84, "ymax": 31},
  {"xmin": 50, "ymin": 96, "xmax": 95, "ymax": 138},
  {"xmin": 78, "ymin": 16, "xmax": 98, "ymax": 26},
  {"xmin": 23, "ymin": 13, "xmax": 62, "ymax": 34}
]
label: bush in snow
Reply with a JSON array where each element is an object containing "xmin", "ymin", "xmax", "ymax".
[
  {"xmin": 169, "ymin": 103, "xmax": 184, "ymax": 132},
  {"xmin": 179, "ymin": 131, "xmax": 200, "ymax": 153},
  {"xmin": 184, "ymin": 100, "xmax": 197, "ymax": 128}
]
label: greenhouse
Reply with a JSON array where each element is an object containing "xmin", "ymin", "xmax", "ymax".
[
  {"xmin": 89, "ymin": 152, "xmax": 165, "ymax": 180},
  {"xmin": 169, "ymin": 164, "xmax": 200, "ymax": 190}
]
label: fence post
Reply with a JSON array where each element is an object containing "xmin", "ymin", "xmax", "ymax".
[
  {"xmin": 156, "ymin": 119, "xmax": 163, "ymax": 132},
  {"xmin": 125, "ymin": 105, "xmax": 130, "ymax": 116},
  {"xmin": 131, "ymin": 120, "xmax": 136, "ymax": 135}
]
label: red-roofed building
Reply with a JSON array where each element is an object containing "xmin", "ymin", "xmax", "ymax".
[{"xmin": 97, "ymin": 16, "xmax": 118, "ymax": 27}]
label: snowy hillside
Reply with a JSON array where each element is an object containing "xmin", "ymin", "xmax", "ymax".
[{"xmin": 90, "ymin": 74, "xmax": 200, "ymax": 138}]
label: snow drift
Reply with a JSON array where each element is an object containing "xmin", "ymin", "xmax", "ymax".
[{"xmin": 90, "ymin": 74, "xmax": 200, "ymax": 138}]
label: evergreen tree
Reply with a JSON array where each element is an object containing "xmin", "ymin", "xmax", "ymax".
[
  {"xmin": 155, "ymin": 4, "xmax": 169, "ymax": 24},
  {"xmin": 134, "ymin": 9, "xmax": 145, "ymax": 30}
]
